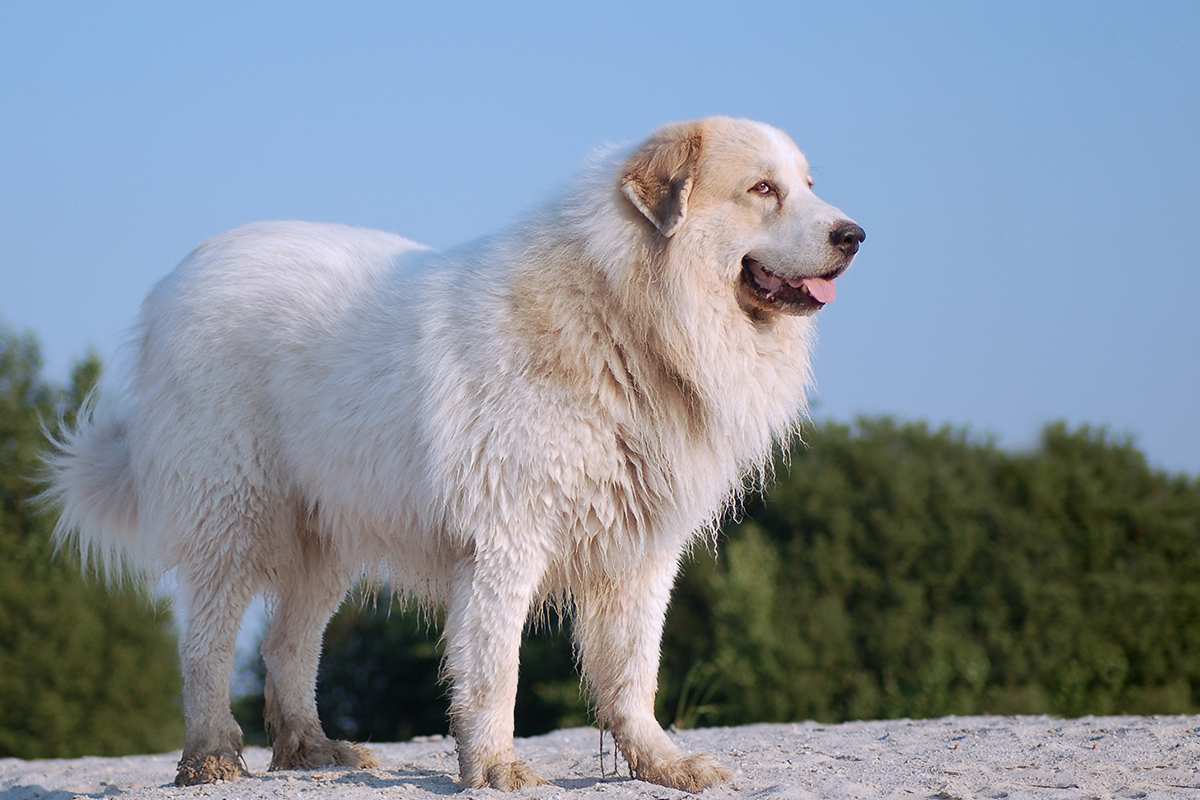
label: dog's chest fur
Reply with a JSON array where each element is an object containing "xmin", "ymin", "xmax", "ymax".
[{"xmin": 505, "ymin": 254, "xmax": 813, "ymax": 577}]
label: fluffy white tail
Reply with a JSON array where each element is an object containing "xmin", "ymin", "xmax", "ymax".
[{"xmin": 41, "ymin": 391, "xmax": 144, "ymax": 582}]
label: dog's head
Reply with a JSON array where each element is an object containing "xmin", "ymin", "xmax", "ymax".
[{"xmin": 620, "ymin": 117, "xmax": 864, "ymax": 318}]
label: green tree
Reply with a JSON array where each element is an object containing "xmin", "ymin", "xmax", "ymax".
[
  {"xmin": 0, "ymin": 330, "xmax": 183, "ymax": 758},
  {"xmin": 661, "ymin": 418, "xmax": 1200, "ymax": 724}
]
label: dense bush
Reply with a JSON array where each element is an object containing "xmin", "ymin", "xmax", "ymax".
[
  {"xmin": 662, "ymin": 419, "xmax": 1200, "ymax": 725},
  {"xmin": 0, "ymin": 332, "xmax": 182, "ymax": 758},
  {"xmin": 237, "ymin": 417, "xmax": 1200, "ymax": 741}
]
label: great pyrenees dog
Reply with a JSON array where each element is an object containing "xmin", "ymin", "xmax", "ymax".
[{"xmin": 46, "ymin": 117, "xmax": 864, "ymax": 792}]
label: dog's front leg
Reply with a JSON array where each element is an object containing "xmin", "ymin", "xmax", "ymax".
[
  {"xmin": 575, "ymin": 548, "xmax": 733, "ymax": 793},
  {"xmin": 443, "ymin": 542, "xmax": 550, "ymax": 791}
]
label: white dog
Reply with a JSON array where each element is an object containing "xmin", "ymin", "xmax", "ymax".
[{"xmin": 45, "ymin": 117, "xmax": 863, "ymax": 792}]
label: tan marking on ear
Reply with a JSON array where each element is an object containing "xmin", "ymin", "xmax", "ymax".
[{"xmin": 619, "ymin": 124, "xmax": 704, "ymax": 238}]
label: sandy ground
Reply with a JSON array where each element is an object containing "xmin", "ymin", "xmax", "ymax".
[{"xmin": 3, "ymin": 716, "xmax": 1199, "ymax": 800}]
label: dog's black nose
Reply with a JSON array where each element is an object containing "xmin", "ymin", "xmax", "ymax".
[{"xmin": 830, "ymin": 221, "xmax": 866, "ymax": 256}]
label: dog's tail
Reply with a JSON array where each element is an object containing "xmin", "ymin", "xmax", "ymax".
[{"xmin": 39, "ymin": 389, "xmax": 146, "ymax": 583}]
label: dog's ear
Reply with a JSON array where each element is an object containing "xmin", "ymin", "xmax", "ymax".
[{"xmin": 620, "ymin": 125, "xmax": 703, "ymax": 238}]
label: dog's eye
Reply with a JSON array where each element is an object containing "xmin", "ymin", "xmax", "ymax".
[{"xmin": 749, "ymin": 180, "xmax": 776, "ymax": 196}]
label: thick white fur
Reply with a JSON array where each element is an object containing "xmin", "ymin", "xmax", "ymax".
[{"xmin": 44, "ymin": 117, "xmax": 858, "ymax": 791}]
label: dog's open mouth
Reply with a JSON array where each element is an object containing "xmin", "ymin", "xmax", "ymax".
[{"xmin": 738, "ymin": 256, "xmax": 838, "ymax": 314}]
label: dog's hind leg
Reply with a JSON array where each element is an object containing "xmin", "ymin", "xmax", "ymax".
[
  {"xmin": 173, "ymin": 552, "xmax": 259, "ymax": 786},
  {"xmin": 261, "ymin": 537, "xmax": 377, "ymax": 772},
  {"xmin": 574, "ymin": 548, "xmax": 733, "ymax": 793}
]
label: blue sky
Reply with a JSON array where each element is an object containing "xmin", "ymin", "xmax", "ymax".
[{"xmin": 2, "ymin": 2, "xmax": 1198, "ymax": 473}]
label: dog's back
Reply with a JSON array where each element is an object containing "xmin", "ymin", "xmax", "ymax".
[{"xmin": 46, "ymin": 221, "xmax": 428, "ymax": 580}]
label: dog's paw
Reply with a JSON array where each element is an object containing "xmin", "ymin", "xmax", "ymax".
[
  {"xmin": 174, "ymin": 752, "xmax": 249, "ymax": 786},
  {"xmin": 329, "ymin": 740, "xmax": 379, "ymax": 770},
  {"xmin": 270, "ymin": 732, "xmax": 379, "ymax": 771},
  {"xmin": 635, "ymin": 752, "xmax": 732, "ymax": 793},
  {"xmin": 479, "ymin": 760, "xmax": 549, "ymax": 791}
]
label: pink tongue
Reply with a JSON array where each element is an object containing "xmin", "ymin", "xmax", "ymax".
[{"xmin": 800, "ymin": 277, "xmax": 837, "ymax": 304}]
